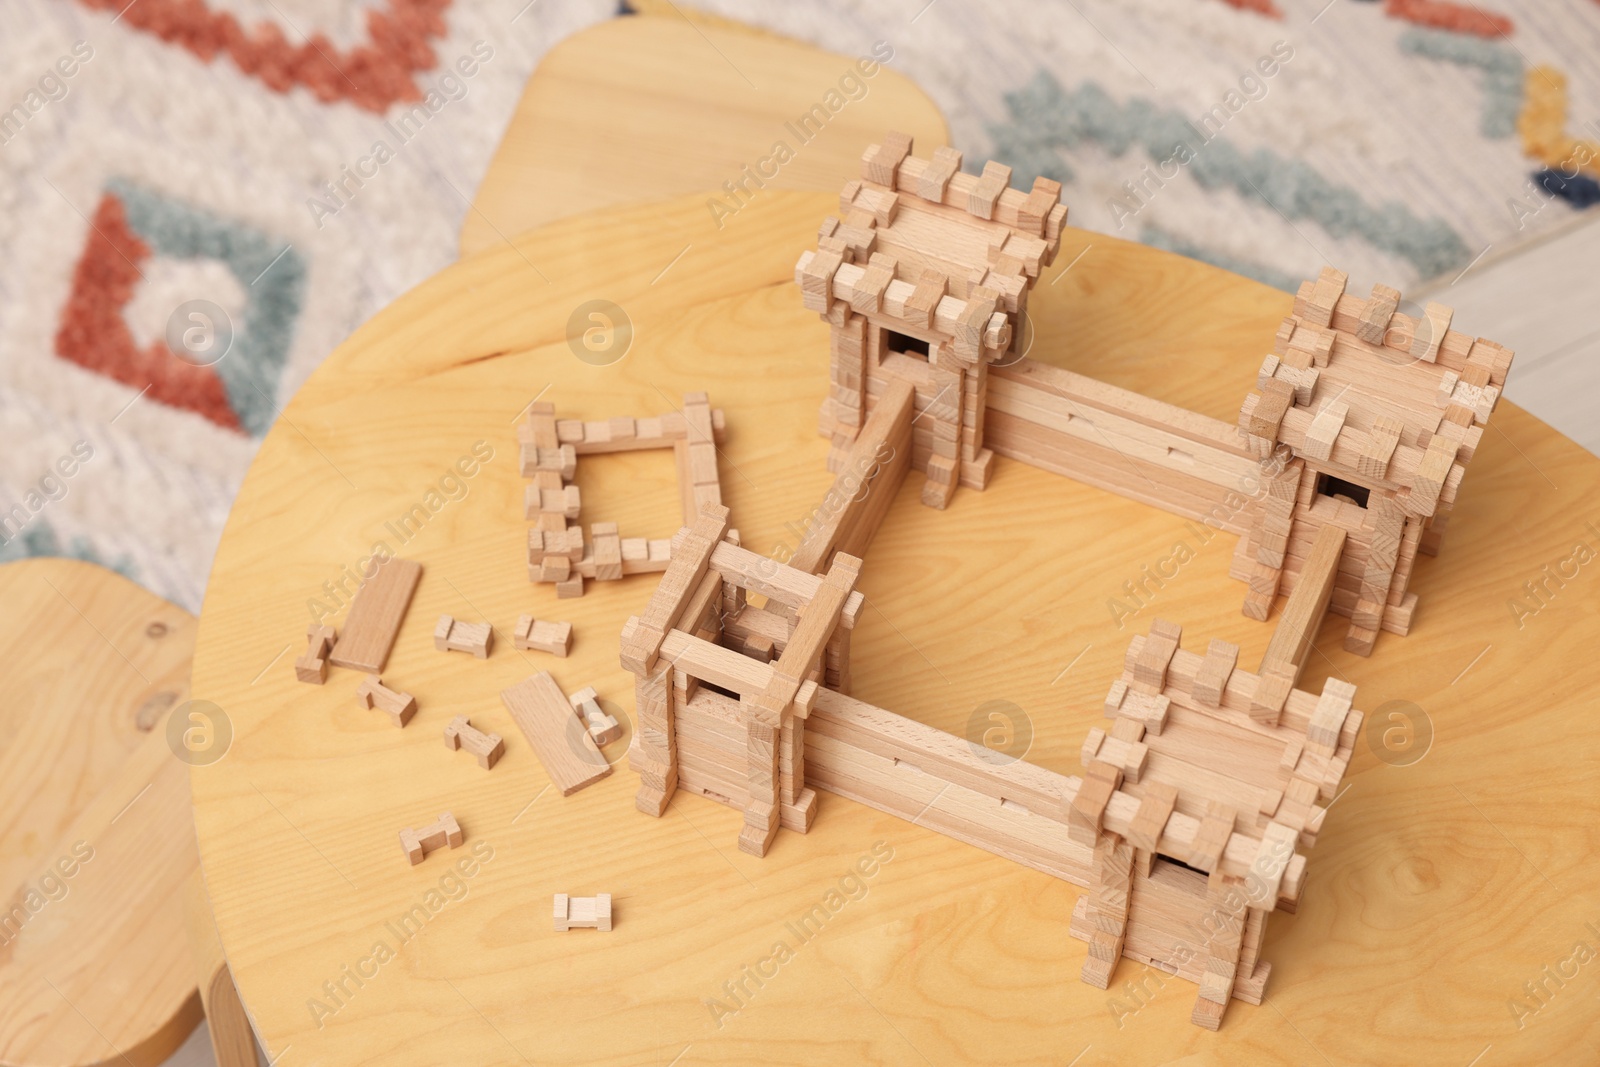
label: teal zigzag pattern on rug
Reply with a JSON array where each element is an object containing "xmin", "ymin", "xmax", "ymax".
[
  {"xmin": 0, "ymin": 519, "xmax": 137, "ymax": 578},
  {"xmin": 1140, "ymin": 225, "xmax": 1303, "ymax": 293},
  {"xmin": 108, "ymin": 178, "xmax": 306, "ymax": 436},
  {"xmin": 987, "ymin": 71, "xmax": 1473, "ymax": 279},
  {"xmin": 1398, "ymin": 28, "xmax": 1522, "ymax": 138}
]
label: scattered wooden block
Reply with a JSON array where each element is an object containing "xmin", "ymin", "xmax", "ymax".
[
  {"xmin": 513, "ymin": 615, "xmax": 573, "ymax": 657},
  {"xmin": 399, "ymin": 812, "xmax": 462, "ymax": 865},
  {"xmin": 434, "ymin": 615, "xmax": 493, "ymax": 658},
  {"xmin": 553, "ymin": 893, "xmax": 612, "ymax": 932},
  {"xmin": 568, "ymin": 685, "xmax": 623, "ymax": 746},
  {"xmin": 356, "ymin": 674, "xmax": 416, "ymax": 727},
  {"xmin": 444, "ymin": 715, "xmax": 503, "ymax": 770},
  {"xmin": 328, "ymin": 558, "xmax": 422, "ymax": 673},
  {"xmin": 501, "ymin": 672, "xmax": 612, "ymax": 796},
  {"xmin": 295, "ymin": 624, "xmax": 336, "ymax": 684}
]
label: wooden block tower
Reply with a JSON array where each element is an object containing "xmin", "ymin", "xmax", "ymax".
[
  {"xmin": 794, "ymin": 131, "xmax": 1067, "ymax": 508},
  {"xmin": 1234, "ymin": 269, "xmax": 1515, "ymax": 654},
  {"xmin": 1072, "ymin": 618, "xmax": 1361, "ymax": 1029},
  {"xmin": 621, "ymin": 504, "xmax": 862, "ymax": 857}
]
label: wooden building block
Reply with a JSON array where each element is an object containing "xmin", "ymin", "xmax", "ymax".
[
  {"xmin": 434, "ymin": 615, "xmax": 493, "ymax": 658},
  {"xmin": 553, "ymin": 893, "xmax": 612, "ymax": 932},
  {"xmin": 862, "ymin": 130, "xmax": 913, "ymax": 186},
  {"xmin": 1189, "ymin": 803, "xmax": 1237, "ymax": 874},
  {"xmin": 917, "ymin": 145, "xmax": 961, "ymax": 201},
  {"xmin": 967, "ymin": 160, "xmax": 1012, "ymax": 219},
  {"xmin": 295, "ymin": 624, "xmax": 336, "ymax": 684},
  {"xmin": 443, "ymin": 716, "xmax": 504, "ymax": 770},
  {"xmin": 513, "ymin": 615, "xmax": 573, "ymax": 657},
  {"xmin": 1191, "ymin": 639, "xmax": 1239, "ymax": 708},
  {"xmin": 1131, "ymin": 619, "xmax": 1181, "ymax": 694},
  {"xmin": 501, "ymin": 672, "xmax": 611, "ymax": 796},
  {"xmin": 1018, "ymin": 176, "xmax": 1061, "ymax": 236},
  {"xmin": 591, "ymin": 522, "xmax": 623, "ymax": 581},
  {"xmin": 1302, "ymin": 400, "xmax": 1348, "ymax": 462},
  {"xmin": 1358, "ymin": 416, "xmax": 1403, "ymax": 480},
  {"xmin": 328, "ymin": 558, "xmax": 422, "ymax": 673},
  {"xmin": 1307, "ymin": 678, "xmax": 1356, "ymax": 749},
  {"xmin": 1246, "ymin": 379, "xmax": 1293, "ymax": 442},
  {"xmin": 399, "ymin": 812, "xmax": 462, "ymax": 865},
  {"xmin": 903, "ymin": 270, "xmax": 946, "ymax": 328},
  {"xmin": 356, "ymin": 674, "xmax": 416, "ymax": 728},
  {"xmin": 1126, "ymin": 782, "xmax": 1178, "ymax": 854},
  {"xmin": 569, "ymin": 685, "xmax": 623, "ymax": 746},
  {"xmin": 1410, "ymin": 301, "xmax": 1453, "ymax": 363},
  {"xmin": 1356, "ymin": 283, "xmax": 1400, "ymax": 345}
]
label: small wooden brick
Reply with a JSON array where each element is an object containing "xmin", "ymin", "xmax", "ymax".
[
  {"xmin": 1410, "ymin": 301, "xmax": 1453, "ymax": 363},
  {"xmin": 904, "ymin": 270, "xmax": 946, "ymax": 329},
  {"xmin": 553, "ymin": 893, "xmax": 612, "ymax": 932},
  {"xmin": 1018, "ymin": 176, "xmax": 1061, "ymax": 236},
  {"xmin": 1189, "ymin": 802, "xmax": 1237, "ymax": 874},
  {"xmin": 917, "ymin": 146, "xmax": 962, "ymax": 201},
  {"xmin": 1250, "ymin": 667, "xmax": 1294, "ymax": 727},
  {"xmin": 1191, "ymin": 639, "xmax": 1239, "ymax": 707},
  {"xmin": 356, "ymin": 674, "xmax": 416, "ymax": 727},
  {"xmin": 435, "ymin": 615, "xmax": 493, "ymax": 658},
  {"xmin": 1358, "ymin": 416, "xmax": 1404, "ymax": 480},
  {"xmin": 1307, "ymin": 677, "xmax": 1356, "ymax": 748},
  {"xmin": 862, "ymin": 130, "xmax": 912, "ymax": 185},
  {"xmin": 1068, "ymin": 768, "xmax": 1117, "ymax": 846},
  {"xmin": 399, "ymin": 812, "xmax": 462, "ymax": 865},
  {"xmin": 966, "ymin": 160, "xmax": 1012, "ymax": 219},
  {"xmin": 569, "ymin": 685, "xmax": 623, "ymax": 746},
  {"xmin": 851, "ymin": 253, "xmax": 895, "ymax": 315},
  {"xmin": 514, "ymin": 615, "xmax": 573, "ymax": 657},
  {"xmin": 1126, "ymin": 781, "xmax": 1178, "ymax": 855},
  {"xmin": 1356, "ymin": 283, "xmax": 1400, "ymax": 345},
  {"xmin": 1131, "ymin": 619, "xmax": 1181, "ymax": 694},
  {"xmin": 1302, "ymin": 399, "xmax": 1349, "ymax": 462},
  {"xmin": 444, "ymin": 715, "xmax": 504, "ymax": 770},
  {"xmin": 591, "ymin": 522, "xmax": 623, "ymax": 582},
  {"xmin": 295, "ymin": 624, "xmax": 336, "ymax": 684},
  {"xmin": 1247, "ymin": 379, "xmax": 1294, "ymax": 441}
]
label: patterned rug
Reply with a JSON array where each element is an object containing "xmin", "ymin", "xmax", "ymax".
[{"xmin": 2, "ymin": 0, "xmax": 1596, "ymax": 612}]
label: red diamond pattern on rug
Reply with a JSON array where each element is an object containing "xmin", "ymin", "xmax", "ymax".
[
  {"xmin": 74, "ymin": 0, "xmax": 452, "ymax": 113},
  {"xmin": 54, "ymin": 191, "xmax": 243, "ymax": 432}
]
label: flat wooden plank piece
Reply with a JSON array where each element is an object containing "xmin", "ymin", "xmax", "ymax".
[
  {"xmin": 501, "ymin": 671, "xmax": 612, "ymax": 796},
  {"xmin": 328, "ymin": 558, "xmax": 423, "ymax": 673}
]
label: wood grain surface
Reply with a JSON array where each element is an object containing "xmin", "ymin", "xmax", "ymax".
[
  {"xmin": 460, "ymin": 14, "xmax": 949, "ymax": 257},
  {"xmin": 0, "ymin": 559, "xmax": 202, "ymax": 1067},
  {"xmin": 191, "ymin": 186, "xmax": 1600, "ymax": 1066}
]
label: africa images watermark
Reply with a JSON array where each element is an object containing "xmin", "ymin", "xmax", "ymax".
[
  {"xmin": 307, "ymin": 41, "xmax": 496, "ymax": 229},
  {"xmin": 1106, "ymin": 40, "xmax": 1296, "ymax": 230},
  {"xmin": 702, "ymin": 840, "xmax": 895, "ymax": 1028},
  {"xmin": 706, "ymin": 40, "xmax": 897, "ymax": 230},
  {"xmin": 0, "ymin": 841, "xmax": 95, "ymax": 948},
  {"xmin": 305, "ymin": 839, "xmax": 496, "ymax": 1028},
  {"xmin": 1505, "ymin": 520, "xmax": 1600, "ymax": 630},
  {"xmin": 1104, "ymin": 442, "xmax": 1294, "ymax": 629},
  {"xmin": 307, "ymin": 440, "xmax": 495, "ymax": 622},
  {"xmin": 0, "ymin": 440, "xmax": 96, "ymax": 549},
  {"xmin": 0, "ymin": 40, "xmax": 94, "ymax": 147}
]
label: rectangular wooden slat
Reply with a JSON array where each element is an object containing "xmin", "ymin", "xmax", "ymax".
[
  {"xmin": 328, "ymin": 558, "xmax": 422, "ymax": 673},
  {"xmin": 500, "ymin": 672, "xmax": 611, "ymax": 796}
]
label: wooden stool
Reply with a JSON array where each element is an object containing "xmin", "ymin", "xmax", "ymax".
[{"xmin": 0, "ymin": 559, "xmax": 256, "ymax": 1067}]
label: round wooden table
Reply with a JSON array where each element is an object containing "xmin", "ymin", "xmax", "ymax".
[{"xmin": 191, "ymin": 184, "xmax": 1600, "ymax": 1065}]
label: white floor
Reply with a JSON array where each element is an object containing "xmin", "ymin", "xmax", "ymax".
[{"xmin": 1414, "ymin": 214, "xmax": 1600, "ymax": 457}]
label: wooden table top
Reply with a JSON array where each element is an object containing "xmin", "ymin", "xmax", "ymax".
[
  {"xmin": 460, "ymin": 12, "xmax": 948, "ymax": 258},
  {"xmin": 0, "ymin": 559, "xmax": 201, "ymax": 1067},
  {"xmin": 191, "ymin": 184, "xmax": 1600, "ymax": 1065}
]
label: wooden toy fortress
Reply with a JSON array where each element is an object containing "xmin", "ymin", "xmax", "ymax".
[{"xmin": 552, "ymin": 131, "xmax": 1512, "ymax": 1029}]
